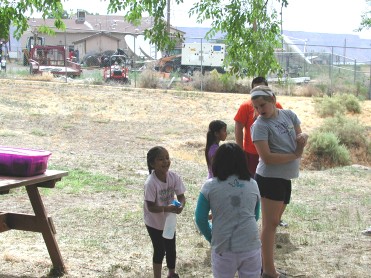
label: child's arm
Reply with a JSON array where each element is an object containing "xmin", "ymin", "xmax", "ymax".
[
  {"xmin": 175, "ymin": 194, "xmax": 186, "ymax": 214},
  {"xmin": 146, "ymin": 201, "xmax": 179, "ymax": 213},
  {"xmin": 194, "ymin": 193, "xmax": 212, "ymax": 243},
  {"xmin": 255, "ymin": 198, "xmax": 260, "ymax": 221}
]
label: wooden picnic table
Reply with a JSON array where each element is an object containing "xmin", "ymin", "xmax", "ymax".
[{"xmin": 0, "ymin": 170, "xmax": 68, "ymax": 274}]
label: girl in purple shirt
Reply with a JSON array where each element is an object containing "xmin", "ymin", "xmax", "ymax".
[{"xmin": 205, "ymin": 120, "xmax": 227, "ymax": 179}]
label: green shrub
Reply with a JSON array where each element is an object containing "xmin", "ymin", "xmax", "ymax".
[
  {"xmin": 335, "ymin": 94, "xmax": 361, "ymax": 113},
  {"xmin": 314, "ymin": 96, "xmax": 345, "ymax": 117},
  {"xmin": 319, "ymin": 114, "xmax": 367, "ymax": 148},
  {"xmin": 307, "ymin": 131, "xmax": 351, "ymax": 168}
]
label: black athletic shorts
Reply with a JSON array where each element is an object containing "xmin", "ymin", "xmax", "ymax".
[{"xmin": 255, "ymin": 174, "xmax": 292, "ymax": 204}]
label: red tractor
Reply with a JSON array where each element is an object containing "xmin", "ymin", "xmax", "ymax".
[{"xmin": 103, "ymin": 54, "xmax": 130, "ymax": 84}]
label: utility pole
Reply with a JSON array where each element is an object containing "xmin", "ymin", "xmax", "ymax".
[
  {"xmin": 343, "ymin": 38, "xmax": 346, "ymax": 65},
  {"xmin": 166, "ymin": 0, "xmax": 171, "ymax": 56},
  {"xmin": 167, "ymin": 0, "xmax": 171, "ymax": 34}
]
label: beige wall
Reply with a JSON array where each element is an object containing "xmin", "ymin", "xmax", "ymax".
[
  {"xmin": 85, "ymin": 36, "xmax": 119, "ymax": 54},
  {"xmin": 19, "ymin": 31, "xmax": 122, "ymax": 60}
]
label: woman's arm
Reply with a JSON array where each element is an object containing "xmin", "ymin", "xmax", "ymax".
[
  {"xmin": 194, "ymin": 193, "xmax": 212, "ymax": 243},
  {"xmin": 295, "ymin": 125, "xmax": 309, "ymax": 157},
  {"xmin": 254, "ymin": 140, "xmax": 299, "ymax": 164},
  {"xmin": 254, "ymin": 124, "xmax": 308, "ymax": 165}
]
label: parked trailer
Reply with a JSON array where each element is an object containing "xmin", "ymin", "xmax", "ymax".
[
  {"xmin": 180, "ymin": 43, "xmax": 226, "ymax": 74},
  {"xmin": 29, "ymin": 45, "xmax": 82, "ymax": 77},
  {"xmin": 23, "ymin": 36, "xmax": 46, "ymax": 66}
]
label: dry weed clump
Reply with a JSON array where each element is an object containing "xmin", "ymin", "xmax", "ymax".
[
  {"xmin": 0, "ymin": 80, "xmax": 370, "ymax": 277},
  {"xmin": 191, "ymin": 70, "xmax": 237, "ymax": 93},
  {"xmin": 28, "ymin": 71, "xmax": 55, "ymax": 81},
  {"xmin": 234, "ymin": 80, "xmax": 251, "ymax": 94},
  {"xmin": 292, "ymin": 84, "xmax": 323, "ymax": 97},
  {"xmin": 139, "ymin": 69, "xmax": 161, "ymax": 89},
  {"xmin": 173, "ymin": 78, "xmax": 199, "ymax": 91}
]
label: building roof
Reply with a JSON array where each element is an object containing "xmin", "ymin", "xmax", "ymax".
[
  {"xmin": 28, "ymin": 15, "xmax": 185, "ymax": 35},
  {"xmin": 73, "ymin": 31, "xmax": 120, "ymax": 44}
]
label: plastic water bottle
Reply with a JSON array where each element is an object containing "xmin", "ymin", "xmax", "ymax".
[{"xmin": 162, "ymin": 200, "xmax": 181, "ymax": 239}]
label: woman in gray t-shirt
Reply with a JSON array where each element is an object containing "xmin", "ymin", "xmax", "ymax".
[{"xmin": 250, "ymin": 85, "xmax": 308, "ymax": 278}]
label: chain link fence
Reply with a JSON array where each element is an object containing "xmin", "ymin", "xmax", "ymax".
[
  {"xmin": 275, "ymin": 42, "xmax": 371, "ymax": 99},
  {"xmin": 5, "ymin": 32, "xmax": 371, "ymax": 99}
]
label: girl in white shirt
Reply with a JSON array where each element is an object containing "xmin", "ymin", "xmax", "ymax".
[{"xmin": 144, "ymin": 146, "xmax": 186, "ymax": 278}]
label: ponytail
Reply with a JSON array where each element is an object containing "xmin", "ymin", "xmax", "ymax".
[{"xmin": 205, "ymin": 120, "xmax": 227, "ymax": 167}]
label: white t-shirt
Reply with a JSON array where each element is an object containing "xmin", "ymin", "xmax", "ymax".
[{"xmin": 143, "ymin": 170, "xmax": 186, "ymax": 230}]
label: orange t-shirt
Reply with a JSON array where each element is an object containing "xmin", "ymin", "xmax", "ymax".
[{"xmin": 234, "ymin": 100, "xmax": 283, "ymax": 154}]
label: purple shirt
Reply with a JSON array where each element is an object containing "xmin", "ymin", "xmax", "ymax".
[{"xmin": 207, "ymin": 144, "xmax": 219, "ymax": 179}]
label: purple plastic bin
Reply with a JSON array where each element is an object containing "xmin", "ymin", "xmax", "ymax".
[{"xmin": 0, "ymin": 146, "xmax": 51, "ymax": 177}]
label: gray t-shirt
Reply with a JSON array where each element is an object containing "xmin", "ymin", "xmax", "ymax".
[
  {"xmin": 251, "ymin": 109, "xmax": 301, "ymax": 180},
  {"xmin": 200, "ymin": 175, "xmax": 261, "ymax": 253}
]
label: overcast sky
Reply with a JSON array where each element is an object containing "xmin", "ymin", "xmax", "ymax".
[{"xmin": 59, "ymin": 0, "xmax": 371, "ymax": 38}]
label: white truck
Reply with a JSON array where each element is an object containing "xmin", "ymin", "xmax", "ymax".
[{"xmin": 180, "ymin": 43, "xmax": 226, "ymax": 74}]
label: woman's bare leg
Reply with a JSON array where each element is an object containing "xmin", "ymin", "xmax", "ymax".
[{"xmin": 261, "ymin": 197, "xmax": 285, "ymax": 277}]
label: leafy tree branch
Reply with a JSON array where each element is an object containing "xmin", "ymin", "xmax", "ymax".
[
  {"xmin": 1, "ymin": 0, "xmax": 289, "ymax": 77},
  {"xmin": 0, "ymin": 0, "xmax": 65, "ymax": 40}
]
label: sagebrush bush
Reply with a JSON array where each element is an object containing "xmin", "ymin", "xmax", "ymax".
[
  {"xmin": 314, "ymin": 96, "xmax": 346, "ymax": 117},
  {"xmin": 139, "ymin": 69, "xmax": 160, "ymax": 89},
  {"xmin": 336, "ymin": 94, "xmax": 361, "ymax": 113},
  {"xmin": 314, "ymin": 93, "xmax": 362, "ymax": 118},
  {"xmin": 293, "ymin": 84, "xmax": 323, "ymax": 97},
  {"xmin": 307, "ymin": 131, "xmax": 351, "ymax": 168},
  {"xmin": 191, "ymin": 70, "xmax": 238, "ymax": 93},
  {"xmin": 319, "ymin": 114, "xmax": 367, "ymax": 148}
]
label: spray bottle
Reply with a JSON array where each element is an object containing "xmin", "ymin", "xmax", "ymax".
[{"xmin": 162, "ymin": 200, "xmax": 181, "ymax": 239}]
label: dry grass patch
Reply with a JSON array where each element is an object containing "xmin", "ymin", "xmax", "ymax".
[{"xmin": 0, "ymin": 79, "xmax": 370, "ymax": 277}]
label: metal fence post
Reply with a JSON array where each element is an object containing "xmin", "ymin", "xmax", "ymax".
[
  {"xmin": 200, "ymin": 38, "xmax": 203, "ymax": 92},
  {"xmin": 354, "ymin": 59, "xmax": 357, "ymax": 84},
  {"xmin": 330, "ymin": 47, "xmax": 333, "ymax": 96}
]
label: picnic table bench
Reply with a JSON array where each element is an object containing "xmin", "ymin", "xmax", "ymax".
[{"xmin": 0, "ymin": 170, "xmax": 68, "ymax": 274}]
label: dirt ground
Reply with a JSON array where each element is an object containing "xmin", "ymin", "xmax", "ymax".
[{"xmin": 0, "ymin": 77, "xmax": 370, "ymax": 278}]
